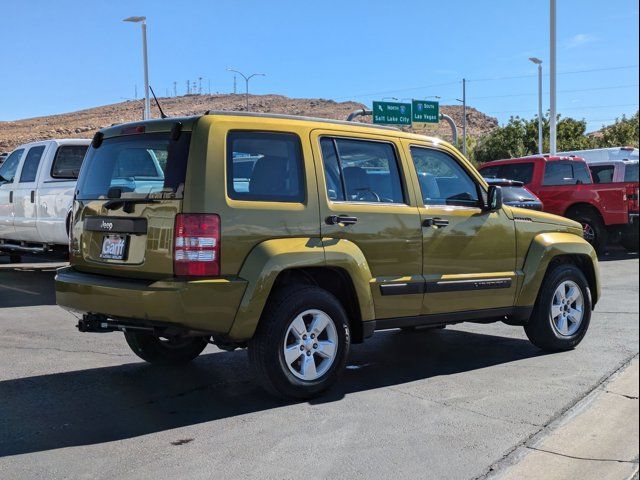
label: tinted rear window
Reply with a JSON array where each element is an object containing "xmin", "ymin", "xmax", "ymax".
[
  {"xmin": 76, "ymin": 132, "xmax": 191, "ymax": 200},
  {"xmin": 625, "ymin": 164, "xmax": 639, "ymax": 182},
  {"xmin": 51, "ymin": 145, "xmax": 88, "ymax": 179},
  {"xmin": 481, "ymin": 162, "xmax": 534, "ymax": 184},
  {"xmin": 590, "ymin": 165, "xmax": 615, "ymax": 184},
  {"xmin": 19, "ymin": 146, "xmax": 46, "ymax": 183}
]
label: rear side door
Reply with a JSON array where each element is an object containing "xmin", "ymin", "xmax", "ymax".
[
  {"xmin": 403, "ymin": 142, "xmax": 518, "ymax": 316},
  {"xmin": 13, "ymin": 144, "xmax": 48, "ymax": 242},
  {"xmin": 0, "ymin": 148, "xmax": 25, "ymax": 239},
  {"xmin": 310, "ymin": 130, "xmax": 423, "ymax": 320}
]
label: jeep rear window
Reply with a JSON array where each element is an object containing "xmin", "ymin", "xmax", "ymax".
[
  {"xmin": 76, "ymin": 132, "xmax": 190, "ymax": 200},
  {"xmin": 227, "ymin": 131, "xmax": 305, "ymax": 203}
]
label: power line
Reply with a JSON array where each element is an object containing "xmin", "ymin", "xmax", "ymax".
[
  {"xmin": 468, "ymin": 83, "xmax": 639, "ymax": 101},
  {"xmin": 468, "ymin": 64, "xmax": 639, "ymax": 83},
  {"xmin": 484, "ymin": 103, "xmax": 639, "ymax": 115},
  {"xmin": 331, "ymin": 64, "xmax": 638, "ymax": 103},
  {"xmin": 333, "ymin": 80, "xmax": 460, "ymax": 101}
]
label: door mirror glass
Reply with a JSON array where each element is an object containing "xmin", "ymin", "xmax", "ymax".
[{"xmin": 486, "ymin": 185, "xmax": 503, "ymax": 211}]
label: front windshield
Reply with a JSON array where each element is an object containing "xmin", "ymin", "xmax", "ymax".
[
  {"xmin": 76, "ymin": 132, "xmax": 191, "ymax": 200},
  {"xmin": 0, "ymin": 149, "xmax": 24, "ymax": 183}
]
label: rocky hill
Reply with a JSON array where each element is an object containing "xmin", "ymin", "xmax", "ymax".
[{"xmin": 0, "ymin": 94, "xmax": 498, "ymax": 152}]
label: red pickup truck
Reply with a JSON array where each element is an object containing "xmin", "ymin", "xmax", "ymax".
[{"xmin": 479, "ymin": 155, "xmax": 639, "ymax": 253}]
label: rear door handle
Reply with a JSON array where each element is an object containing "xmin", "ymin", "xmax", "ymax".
[
  {"xmin": 30, "ymin": 190, "xmax": 35, "ymax": 203},
  {"xmin": 423, "ymin": 217, "xmax": 449, "ymax": 228},
  {"xmin": 9, "ymin": 191, "xmax": 13, "ymax": 203},
  {"xmin": 326, "ymin": 215, "xmax": 358, "ymax": 226}
]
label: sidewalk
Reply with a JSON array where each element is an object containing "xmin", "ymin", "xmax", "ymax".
[{"xmin": 493, "ymin": 357, "xmax": 639, "ymax": 480}]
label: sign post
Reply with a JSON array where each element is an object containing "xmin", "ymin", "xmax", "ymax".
[
  {"xmin": 411, "ymin": 100, "xmax": 439, "ymax": 124},
  {"xmin": 372, "ymin": 101, "xmax": 412, "ymax": 125}
]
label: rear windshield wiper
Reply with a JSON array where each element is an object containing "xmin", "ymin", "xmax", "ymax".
[{"xmin": 104, "ymin": 187, "xmax": 161, "ymax": 212}]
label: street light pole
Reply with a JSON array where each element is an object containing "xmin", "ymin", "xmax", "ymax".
[
  {"xmin": 529, "ymin": 57, "xmax": 544, "ymax": 154},
  {"xmin": 123, "ymin": 16, "xmax": 150, "ymax": 120},
  {"xmin": 550, "ymin": 0, "xmax": 557, "ymax": 154},
  {"xmin": 226, "ymin": 69, "xmax": 266, "ymax": 111}
]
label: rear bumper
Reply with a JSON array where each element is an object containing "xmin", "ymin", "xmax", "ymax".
[{"xmin": 55, "ymin": 267, "xmax": 247, "ymax": 334}]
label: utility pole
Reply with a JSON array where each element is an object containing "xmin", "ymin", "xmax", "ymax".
[
  {"xmin": 462, "ymin": 78, "xmax": 467, "ymax": 156},
  {"xmin": 173, "ymin": 81, "xmax": 177, "ymax": 97},
  {"xmin": 134, "ymin": 84, "xmax": 138, "ymax": 99},
  {"xmin": 186, "ymin": 80, "xmax": 190, "ymax": 95},
  {"xmin": 198, "ymin": 77, "xmax": 203, "ymax": 95},
  {"xmin": 550, "ymin": 0, "xmax": 557, "ymax": 154},
  {"xmin": 208, "ymin": 79, "xmax": 211, "ymax": 95},
  {"xmin": 233, "ymin": 75, "xmax": 237, "ymax": 94},
  {"xmin": 529, "ymin": 58, "xmax": 544, "ymax": 154}
]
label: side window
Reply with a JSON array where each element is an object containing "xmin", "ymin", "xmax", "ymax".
[
  {"xmin": 19, "ymin": 146, "xmax": 45, "ymax": 183},
  {"xmin": 0, "ymin": 149, "xmax": 25, "ymax": 183},
  {"xmin": 500, "ymin": 163, "xmax": 535, "ymax": 184},
  {"xmin": 227, "ymin": 131, "xmax": 305, "ymax": 202},
  {"xmin": 573, "ymin": 162, "xmax": 592, "ymax": 184},
  {"xmin": 589, "ymin": 165, "xmax": 614, "ymax": 184},
  {"xmin": 410, "ymin": 147, "xmax": 480, "ymax": 207},
  {"xmin": 320, "ymin": 137, "xmax": 405, "ymax": 204},
  {"xmin": 543, "ymin": 162, "xmax": 574, "ymax": 186},
  {"xmin": 51, "ymin": 145, "xmax": 88, "ymax": 179}
]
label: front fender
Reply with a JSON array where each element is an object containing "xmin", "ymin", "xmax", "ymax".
[{"xmin": 516, "ymin": 232, "xmax": 600, "ymax": 307}]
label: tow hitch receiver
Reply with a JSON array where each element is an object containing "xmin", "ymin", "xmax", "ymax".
[{"xmin": 77, "ymin": 314, "xmax": 155, "ymax": 334}]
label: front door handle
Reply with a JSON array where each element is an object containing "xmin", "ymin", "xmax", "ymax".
[
  {"xmin": 423, "ymin": 217, "xmax": 449, "ymax": 228},
  {"xmin": 30, "ymin": 190, "xmax": 35, "ymax": 203},
  {"xmin": 326, "ymin": 215, "xmax": 358, "ymax": 226},
  {"xmin": 9, "ymin": 191, "xmax": 13, "ymax": 203}
]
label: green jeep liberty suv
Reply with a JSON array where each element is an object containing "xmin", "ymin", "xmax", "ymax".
[{"xmin": 55, "ymin": 113, "xmax": 600, "ymax": 398}]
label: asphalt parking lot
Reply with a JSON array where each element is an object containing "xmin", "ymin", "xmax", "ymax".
[{"xmin": 0, "ymin": 250, "xmax": 638, "ymax": 480}]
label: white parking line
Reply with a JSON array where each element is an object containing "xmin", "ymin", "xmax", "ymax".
[{"xmin": 0, "ymin": 284, "xmax": 39, "ymax": 295}]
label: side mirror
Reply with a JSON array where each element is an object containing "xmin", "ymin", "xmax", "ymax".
[{"xmin": 486, "ymin": 185, "xmax": 503, "ymax": 211}]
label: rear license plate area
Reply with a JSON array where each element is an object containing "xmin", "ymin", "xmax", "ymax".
[{"xmin": 100, "ymin": 234, "xmax": 128, "ymax": 260}]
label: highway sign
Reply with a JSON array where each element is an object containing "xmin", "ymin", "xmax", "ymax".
[
  {"xmin": 372, "ymin": 101, "xmax": 412, "ymax": 125},
  {"xmin": 412, "ymin": 100, "xmax": 439, "ymax": 123}
]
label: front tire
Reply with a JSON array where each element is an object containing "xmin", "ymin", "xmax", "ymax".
[
  {"xmin": 524, "ymin": 263, "xmax": 592, "ymax": 352},
  {"xmin": 249, "ymin": 286, "xmax": 350, "ymax": 399},
  {"xmin": 124, "ymin": 332, "xmax": 208, "ymax": 365},
  {"xmin": 569, "ymin": 210, "xmax": 607, "ymax": 254}
]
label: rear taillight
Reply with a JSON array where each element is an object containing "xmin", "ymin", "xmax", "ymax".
[{"xmin": 174, "ymin": 214, "xmax": 220, "ymax": 277}]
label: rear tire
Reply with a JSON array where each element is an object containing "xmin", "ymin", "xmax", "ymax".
[
  {"xmin": 524, "ymin": 263, "xmax": 592, "ymax": 352},
  {"xmin": 621, "ymin": 230, "xmax": 639, "ymax": 252},
  {"xmin": 568, "ymin": 209, "xmax": 607, "ymax": 254},
  {"xmin": 248, "ymin": 285, "xmax": 350, "ymax": 399},
  {"xmin": 124, "ymin": 332, "xmax": 208, "ymax": 365}
]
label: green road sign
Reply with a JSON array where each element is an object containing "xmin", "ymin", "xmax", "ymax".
[
  {"xmin": 412, "ymin": 100, "xmax": 439, "ymax": 124},
  {"xmin": 372, "ymin": 101, "xmax": 412, "ymax": 125}
]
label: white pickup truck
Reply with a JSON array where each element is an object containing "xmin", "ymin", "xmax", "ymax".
[{"xmin": 0, "ymin": 139, "xmax": 90, "ymax": 261}]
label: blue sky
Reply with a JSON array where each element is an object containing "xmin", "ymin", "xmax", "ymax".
[{"xmin": 1, "ymin": 0, "xmax": 638, "ymax": 131}]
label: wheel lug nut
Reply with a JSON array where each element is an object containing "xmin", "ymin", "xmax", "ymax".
[
  {"xmin": 306, "ymin": 351, "xmax": 311, "ymax": 356},
  {"xmin": 300, "ymin": 345, "xmax": 304, "ymax": 351},
  {"xmin": 313, "ymin": 343, "xmax": 318, "ymax": 349},
  {"xmin": 310, "ymin": 334, "xmax": 315, "ymax": 339},
  {"xmin": 303, "ymin": 335, "xmax": 307, "ymax": 340}
]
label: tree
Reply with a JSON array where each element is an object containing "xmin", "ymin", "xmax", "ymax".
[
  {"xmin": 473, "ymin": 113, "xmax": 598, "ymax": 164},
  {"xmin": 598, "ymin": 112, "xmax": 639, "ymax": 148}
]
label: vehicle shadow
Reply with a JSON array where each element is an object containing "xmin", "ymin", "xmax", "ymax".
[
  {"xmin": 0, "ymin": 328, "xmax": 546, "ymax": 457},
  {"xmin": 0, "ymin": 270, "xmax": 57, "ymax": 307},
  {"xmin": 599, "ymin": 247, "xmax": 639, "ymax": 262}
]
